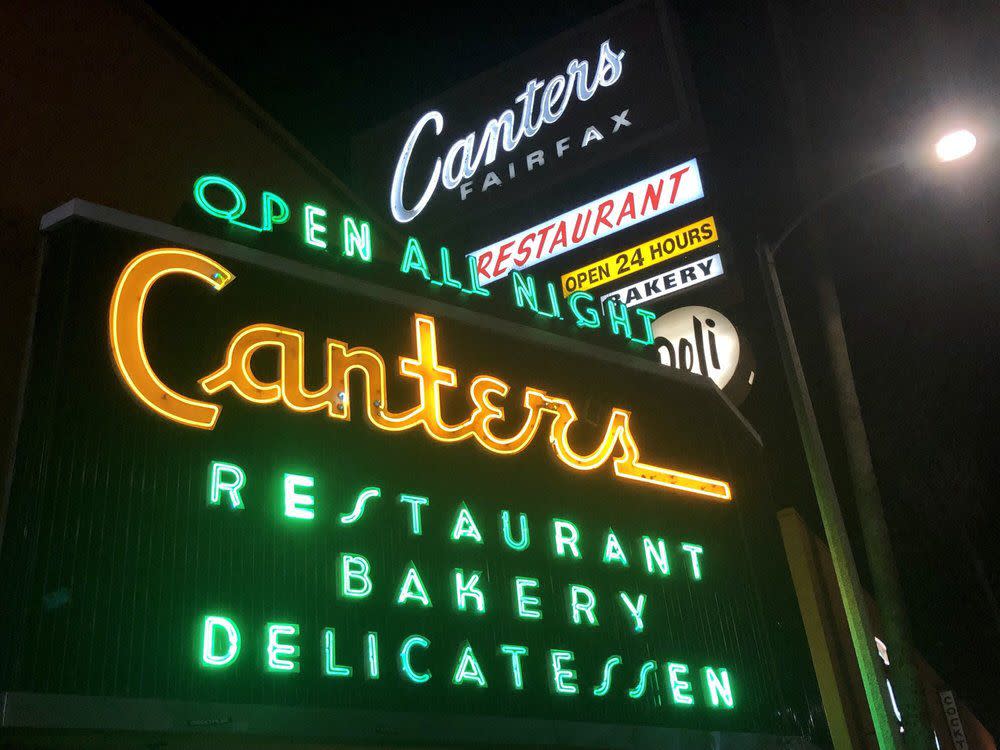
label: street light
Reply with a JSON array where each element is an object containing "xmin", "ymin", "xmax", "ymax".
[
  {"xmin": 758, "ymin": 128, "xmax": 979, "ymax": 750},
  {"xmin": 935, "ymin": 128, "xmax": 977, "ymax": 162}
]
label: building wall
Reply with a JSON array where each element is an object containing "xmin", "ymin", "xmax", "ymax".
[{"xmin": 0, "ymin": 0, "xmax": 378, "ymax": 504}]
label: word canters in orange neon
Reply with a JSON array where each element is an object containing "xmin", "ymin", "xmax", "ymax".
[{"xmin": 108, "ymin": 248, "xmax": 732, "ymax": 502}]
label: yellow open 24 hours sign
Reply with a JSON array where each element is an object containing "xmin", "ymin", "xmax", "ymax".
[{"xmin": 561, "ymin": 217, "xmax": 718, "ymax": 296}]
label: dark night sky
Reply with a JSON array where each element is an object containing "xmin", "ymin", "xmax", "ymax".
[{"xmin": 149, "ymin": 0, "xmax": 1000, "ymax": 732}]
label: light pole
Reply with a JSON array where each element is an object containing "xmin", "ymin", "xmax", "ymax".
[{"xmin": 759, "ymin": 129, "xmax": 978, "ymax": 750}]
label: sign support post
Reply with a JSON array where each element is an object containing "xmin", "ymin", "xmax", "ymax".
[{"xmin": 756, "ymin": 240, "xmax": 901, "ymax": 750}]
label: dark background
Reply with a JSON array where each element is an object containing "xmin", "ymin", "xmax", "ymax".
[{"xmin": 125, "ymin": 0, "xmax": 1000, "ymax": 734}]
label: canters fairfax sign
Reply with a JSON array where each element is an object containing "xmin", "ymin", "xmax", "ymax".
[
  {"xmin": 391, "ymin": 41, "xmax": 626, "ymax": 223},
  {"xmin": 351, "ymin": 0, "xmax": 706, "ymax": 239}
]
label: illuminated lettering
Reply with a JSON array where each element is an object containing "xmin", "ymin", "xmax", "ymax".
[
  {"xmin": 619, "ymin": 592, "xmax": 647, "ymax": 633},
  {"xmin": 266, "ymin": 622, "xmax": 300, "ymax": 673},
  {"xmin": 593, "ymin": 655, "xmax": 622, "ymax": 697},
  {"xmin": 514, "ymin": 577, "xmax": 542, "ymax": 620},
  {"xmin": 365, "ymin": 632, "xmax": 380, "ymax": 679},
  {"xmin": 500, "ymin": 510, "xmax": 530, "ymax": 550},
  {"xmin": 341, "ymin": 486, "xmax": 380, "ymax": 525},
  {"xmin": 396, "ymin": 562, "xmax": 432, "ymax": 608},
  {"xmin": 342, "ymin": 216, "xmax": 372, "ymax": 261},
  {"xmin": 399, "ymin": 493, "xmax": 429, "ymax": 535},
  {"xmin": 111, "ymin": 249, "xmax": 732, "ymax": 502},
  {"xmin": 549, "ymin": 649, "xmax": 578, "ymax": 695},
  {"xmin": 552, "ymin": 519, "xmax": 581, "ymax": 558},
  {"xmin": 682, "ymin": 542, "xmax": 705, "ymax": 580},
  {"xmin": 399, "ymin": 634, "xmax": 431, "ymax": 683},
  {"xmin": 702, "ymin": 667, "xmax": 735, "ymax": 708},
  {"xmin": 453, "ymin": 569, "xmax": 486, "ymax": 614},
  {"xmin": 499, "ymin": 644, "xmax": 528, "ymax": 690},
  {"xmin": 208, "ymin": 461, "xmax": 245, "ymax": 509},
  {"xmin": 450, "ymin": 503, "xmax": 483, "ymax": 543},
  {"xmin": 283, "ymin": 473, "xmax": 315, "ymax": 520},
  {"xmin": 322, "ymin": 628, "xmax": 352, "ymax": 677},
  {"xmin": 568, "ymin": 584, "xmax": 598, "ymax": 626},
  {"xmin": 452, "ymin": 641, "xmax": 487, "ymax": 687},
  {"xmin": 628, "ymin": 660, "xmax": 656, "ymax": 699},
  {"xmin": 642, "ymin": 536, "xmax": 670, "ymax": 576},
  {"xmin": 667, "ymin": 662, "xmax": 695, "ymax": 706},
  {"xmin": 602, "ymin": 528, "xmax": 628, "ymax": 566},
  {"xmin": 340, "ymin": 553, "xmax": 373, "ymax": 599},
  {"xmin": 201, "ymin": 615, "xmax": 240, "ymax": 668},
  {"xmin": 304, "ymin": 205, "xmax": 328, "ymax": 249}
]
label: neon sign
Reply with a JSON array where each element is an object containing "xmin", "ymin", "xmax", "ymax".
[
  {"xmin": 197, "ymin": 461, "xmax": 736, "ymax": 708},
  {"xmin": 390, "ymin": 41, "xmax": 626, "ymax": 223},
  {"xmin": 108, "ymin": 248, "xmax": 731, "ymax": 502}
]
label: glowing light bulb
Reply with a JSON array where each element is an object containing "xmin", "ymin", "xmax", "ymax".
[{"xmin": 935, "ymin": 129, "xmax": 976, "ymax": 162}]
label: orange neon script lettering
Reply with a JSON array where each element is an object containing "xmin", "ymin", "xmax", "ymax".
[{"xmin": 109, "ymin": 248, "xmax": 732, "ymax": 502}]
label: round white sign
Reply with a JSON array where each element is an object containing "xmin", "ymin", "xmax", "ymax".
[{"xmin": 651, "ymin": 306, "xmax": 740, "ymax": 389}]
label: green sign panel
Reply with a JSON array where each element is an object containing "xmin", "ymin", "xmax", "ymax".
[{"xmin": 0, "ymin": 209, "xmax": 804, "ymax": 746}]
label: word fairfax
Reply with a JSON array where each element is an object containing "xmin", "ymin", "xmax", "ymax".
[{"xmin": 109, "ymin": 249, "xmax": 732, "ymax": 501}]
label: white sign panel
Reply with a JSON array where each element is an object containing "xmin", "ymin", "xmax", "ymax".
[
  {"xmin": 600, "ymin": 252, "xmax": 723, "ymax": 308},
  {"xmin": 940, "ymin": 691, "xmax": 969, "ymax": 750},
  {"xmin": 650, "ymin": 306, "xmax": 740, "ymax": 389},
  {"xmin": 468, "ymin": 158, "xmax": 704, "ymax": 286}
]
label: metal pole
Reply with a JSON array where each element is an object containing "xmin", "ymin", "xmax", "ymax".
[
  {"xmin": 811, "ymin": 245, "xmax": 937, "ymax": 749},
  {"xmin": 757, "ymin": 240, "xmax": 901, "ymax": 750}
]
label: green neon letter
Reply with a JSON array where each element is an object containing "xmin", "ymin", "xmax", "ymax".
[
  {"xmin": 568, "ymin": 584, "xmax": 598, "ymax": 626},
  {"xmin": 283, "ymin": 473, "xmax": 315, "ymax": 520},
  {"xmin": 619, "ymin": 592, "xmax": 647, "ymax": 633},
  {"xmin": 465, "ymin": 255, "xmax": 490, "ymax": 297},
  {"xmin": 602, "ymin": 528, "xmax": 628, "ymax": 566},
  {"xmin": 400, "ymin": 237, "xmax": 430, "ymax": 280},
  {"xmin": 399, "ymin": 634, "xmax": 431, "ymax": 683},
  {"xmin": 604, "ymin": 298, "xmax": 632, "ymax": 338},
  {"xmin": 201, "ymin": 615, "xmax": 240, "ymax": 668},
  {"xmin": 322, "ymin": 627, "xmax": 352, "ymax": 677},
  {"xmin": 434, "ymin": 247, "xmax": 463, "ymax": 289},
  {"xmin": 365, "ymin": 632, "xmax": 380, "ymax": 679},
  {"xmin": 702, "ymin": 667, "xmax": 735, "ymax": 708},
  {"xmin": 340, "ymin": 486, "xmax": 380, "ymax": 525},
  {"xmin": 568, "ymin": 291, "xmax": 600, "ymax": 329},
  {"xmin": 266, "ymin": 622, "xmax": 300, "ymax": 673},
  {"xmin": 450, "ymin": 503, "xmax": 483, "ymax": 543},
  {"xmin": 500, "ymin": 510, "xmax": 530, "ymax": 550},
  {"xmin": 399, "ymin": 493, "xmax": 429, "ymax": 535},
  {"xmin": 342, "ymin": 215, "xmax": 372, "ymax": 261},
  {"xmin": 667, "ymin": 662, "xmax": 695, "ymax": 706},
  {"xmin": 628, "ymin": 660, "xmax": 656, "ymax": 699},
  {"xmin": 452, "ymin": 641, "xmax": 487, "ymax": 687},
  {"xmin": 453, "ymin": 569, "xmax": 486, "ymax": 613},
  {"xmin": 304, "ymin": 204, "xmax": 328, "ymax": 249},
  {"xmin": 193, "ymin": 175, "xmax": 247, "ymax": 223},
  {"xmin": 631, "ymin": 308, "xmax": 657, "ymax": 345},
  {"xmin": 499, "ymin": 644, "xmax": 528, "ymax": 690},
  {"xmin": 511, "ymin": 271, "xmax": 540, "ymax": 313},
  {"xmin": 549, "ymin": 650, "xmax": 578, "ymax": 695},
  {"xmin": 340, "ymin": 553, "xmax": 373, "ymax": 599},
  {"xmin": 514, "ymin": 577, "xmax": 542, "ymax": 620},
  {"xmin": 209, "ymin": 461, "xmax": 245, "ymax": 509},
  {"xmin": 593, "ymin": 655, "xmax": 623, "ymax": 697},
  {"xmin": 642, "ymin": 536, "xmax": 670, "ymax": 576},
  {"xmin": 682, "ymin": 543, "xmax": 705, "ymax": 580},
  {"xmin": 396, "ymin": 562, "xmax": 432, "ymax": 607},
  {"xmin": 552, "ymin": 519, "xmax": 581, "ymax": 558},
  {"xmin": 260, "ymin": 191, "xmax": 289, "ymax": 231}
]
